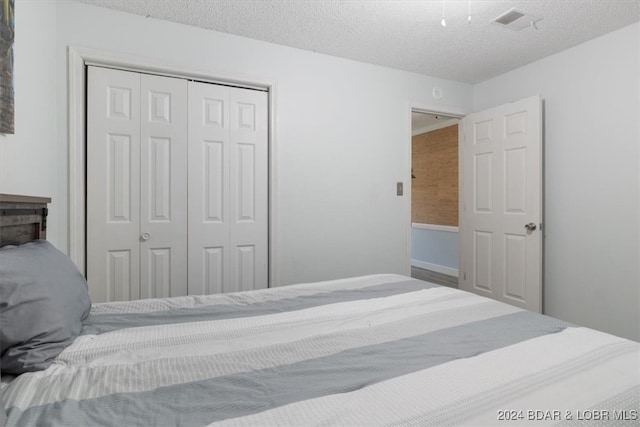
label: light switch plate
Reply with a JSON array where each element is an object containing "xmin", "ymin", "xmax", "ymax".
[{"xmin": 397, "ymin": 182, "xmax": 403, "ymax": 196}]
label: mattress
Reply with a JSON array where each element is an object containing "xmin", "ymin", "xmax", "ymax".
[{"xmin": 2, "ymin": 274, "xmax": 639, "ymax": 426}]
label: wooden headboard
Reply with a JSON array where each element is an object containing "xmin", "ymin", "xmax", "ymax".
[{"xmin": 0, "ymin": 194, "xmax": 51, "ymax": 247}]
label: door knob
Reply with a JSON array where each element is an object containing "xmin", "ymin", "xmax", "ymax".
[
  {"xmin": 140, "ymin": 233, "xmax": 150, "ymax": 241},
  {"xmin": 524, "ymin": 223, "xmax": 537, "ymax": 232}
]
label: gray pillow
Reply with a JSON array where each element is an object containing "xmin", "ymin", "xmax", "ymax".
[{"xmin": 0, "ymin": 240, "xmax": 91, "ymax": 374}]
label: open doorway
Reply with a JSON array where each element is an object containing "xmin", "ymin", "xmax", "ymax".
[{"xmin": 410, "ymin": 111, "xmax": 460, "ymax": 288}]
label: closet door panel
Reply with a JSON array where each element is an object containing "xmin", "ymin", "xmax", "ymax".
[
  {"xmin": 229, "ymin": 88, "xmax": 269, "ymax": 292},
  {"xmin": 87, "ymin": 67, "xmax": 141, "ymax": 302},
  {"xmin": 188, "ymin": 82, "xmax": 268, "ymax": 294},
  {"xmin": 188, "ymin": 82, "xmax": 231, "ymax": 295},
  {"xmin": 140, "ymin": 74, "xmax": 188, "ymax": 299}
]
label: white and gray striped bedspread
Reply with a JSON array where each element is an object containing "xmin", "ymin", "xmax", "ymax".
[{"xmin": 2, "ymin": 274, "xmax": 639, "ymax": 426}]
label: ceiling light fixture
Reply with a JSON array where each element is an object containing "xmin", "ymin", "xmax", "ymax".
[
  {"xmin": 468, "ymin": 0, "xmax": 472, "ymax": 24},
  {"xmin": 441, "ymin": 1, "xmax": 447, "ymax": 27}
]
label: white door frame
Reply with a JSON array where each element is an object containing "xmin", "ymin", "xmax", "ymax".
[
  {"xmin": 68, "ymin": 46, "xmax": 279, "ymax": 287},
  {"xmin": 405, "ymin": 101, "xmax": 467, "ymax": 277}
]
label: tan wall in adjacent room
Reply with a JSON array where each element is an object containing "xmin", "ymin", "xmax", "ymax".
[{"xmin": 412, "ymin": 125, "xmax": 458, "ymax": 226}]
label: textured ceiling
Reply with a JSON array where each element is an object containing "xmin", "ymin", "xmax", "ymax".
[
  {"xmin": 411, "ymin": 112, "xmax": 457, "ymax": 131},
  {"xmin": 75, "ymin": 0, "xmax": 640, "ymax": 84}
]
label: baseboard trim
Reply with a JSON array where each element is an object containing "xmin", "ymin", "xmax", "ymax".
[
  {"xmin": 411, "ymin": 260, "xmax": 459, "ymax": 277},
  {"xmin": 411, "ymin": 223, "xmax": 459, "ymax": 233}
]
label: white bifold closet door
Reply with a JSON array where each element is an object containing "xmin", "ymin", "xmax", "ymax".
[
  {"xmin": 87, "ymin": 66, "xmax": 188, "ymax": 302},
  {"xmin": 187, "ymin": 81, "xmax": 268, "ymax": 294},
  {"xmin": 87, "ymin": 66, "xmax": 268, "ymax": 302}
]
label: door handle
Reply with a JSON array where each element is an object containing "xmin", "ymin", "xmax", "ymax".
[
  {"xmin": 140, "ymin": 233, "xmax": 150, "ymax": 242},
  {"xmin": 524, "ymin": 223, "xmax": 537, "ymax": 232}
]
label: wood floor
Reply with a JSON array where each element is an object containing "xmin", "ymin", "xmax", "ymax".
[{"xmin": 411, "ymin": 266, "xmax": 458, "ymax": 288}]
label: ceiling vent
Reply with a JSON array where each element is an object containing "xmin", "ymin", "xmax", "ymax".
[{"xmin": 491, "ymin": 8, "xmax": 543, "ymax": 31}]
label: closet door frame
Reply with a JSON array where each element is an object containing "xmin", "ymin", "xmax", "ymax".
[{"xmin": 68, "ymin": 46, "xmax": 279, "ymax": 287}]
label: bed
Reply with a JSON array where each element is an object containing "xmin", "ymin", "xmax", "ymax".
[{"xmin": 1, "ymin": 196, "xmax": 639, "ymax": 426}]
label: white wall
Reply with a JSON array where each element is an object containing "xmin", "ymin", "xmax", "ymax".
[
  {"xmin": 474, "ymin": 23, "xmax": 640, "ymax": 341},
  {"xmin": 411, "ymin": 224, "xmax": 458, "ymax": 277},
  {"xmin": 46, "ymin": 1, "xmax": 473, "ymax": 286},
  {"xmin": 0, "ymin": 0, "xmax": 59, "ymax": 245}
]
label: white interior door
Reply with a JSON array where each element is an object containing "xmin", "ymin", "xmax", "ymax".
[
  {"xmin": 187, "ymin": 82, "xmax": 230, "ymax": 294},
  {"xmin": 139, "ymin": 74, "xmax": 188, "ymax": 299},
  {"xmin": 87, "ymin": 67, "xmax": 141, "ymax": 302},
  {"xmin": 188, "ymin": 82, "xmax": 268, "ymax": 294},
  {"xmin": 228, "ymin": 87, "xmax": 269, "ymax": 292},
  {"xmin": 459, "ymin": 95, "xmax": 542, "ymax": 312},
  {"xmin": 87, "ymin": 66, "xmax": 188, "ymax": 302}
]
